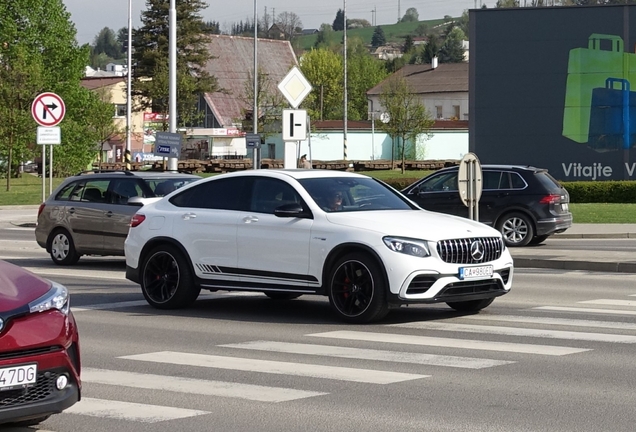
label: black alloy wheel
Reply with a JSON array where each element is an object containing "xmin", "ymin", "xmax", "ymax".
[
  {"xmin": 328, "ymin": 252, "xmax": 388, "ymax": 323},
  {"xmin": 141, "ymin": 245, "xmax": 200, "ymax": 309}
]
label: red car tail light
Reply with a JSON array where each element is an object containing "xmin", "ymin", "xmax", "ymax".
[
  {"xmin": 130, "ymin": 214, "xmax": 146, "ymax": 227},
  {"xmin": 539, "ymin": 194, "xmax": 561, "ymax": 204},
  {"xmin": 37, "ymin": 203, "xmax": 46, "ymax": 218}
]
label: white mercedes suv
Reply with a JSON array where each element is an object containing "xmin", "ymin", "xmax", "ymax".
[{"xmin": 124, "ymin": 170, "xmax": 514, "ymax": 323}]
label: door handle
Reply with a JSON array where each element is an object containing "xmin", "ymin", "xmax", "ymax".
[
  {"xmin": 105, "ymin": 211, "xmax": 113, "ymax": 217},
  {"xmin": 242, "ymin": 215, "xmax": 259, "ymax": 223},
  {"xmin": 182, "ymin": 212, "xmax": 197, "ymax": 220},
  {"xmin": 68, "ymin": 208, "xmax": 75, "ymax": 214}
]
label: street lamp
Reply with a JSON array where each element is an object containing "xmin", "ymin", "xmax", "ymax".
[
  {"xmin": 167, "ymin": 0, "xmax": 177, "ymax": 171},
  {"xmin": 126, "ymin": 0, "xmax": 133, "ymax": 170},
  {"xmin": 253, "ymin": 0, "xmax": 258, "ymax": 170}
]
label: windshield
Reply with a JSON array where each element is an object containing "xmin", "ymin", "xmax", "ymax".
[
  {"xmin": 144, "ymin": 177, "xmax": 198, "ymax": 197},
  {"xmin": 298, "ymin": 177, "xmax": 416, "ymax": 213}
]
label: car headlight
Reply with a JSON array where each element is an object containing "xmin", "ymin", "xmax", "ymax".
[
  {"xmin": 29, "ymin": 281, "xmax": 70, "ymax": 315},
  {"xmin": 383, "ymin": 236, "xmax": 430, "ymax": 258}
]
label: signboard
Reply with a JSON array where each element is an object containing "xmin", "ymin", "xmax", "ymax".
[
  {"xmin": 36, "ymin": 127, "xmax": 61, "ymax": 145},
  {"xmin": 458, "ymin": 152, "xmax": 483, "ymax": 221},
  {"xmin": 278, "ymin": 67, "xmax": 312, "ymax": 109},
  {"xmin": 282, "ymin": 109, "xmax": 308, "ymax": 141},
  {"xmin": 245, "ymin": 133, "xmax": 262, "ymax": 149},
  {"xmin": 31, "ymin": 93, "xmax": 65, "ymax": 127},
  {"xmin": 153, "ymin": 132, "xmax": 182, "ymax": 158}
]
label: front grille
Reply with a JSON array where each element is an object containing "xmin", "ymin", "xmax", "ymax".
[
  {"xmin": 437, "ymin": 279, "xmax": 504, "ymax": 299},
  {"xmin": 0, "ymin": 371, "xmax": 59, "ymax": 408},
  {"xmin": 406, "ymin": 276, "xmax": 438, "ymax": 295},
  {"xmin": 437, "ymin": 237, "xmax": 503, "ymax": 264},
  {"xmin": 0, "ymin": 346, "xmax": 63, "ymax": 361}
]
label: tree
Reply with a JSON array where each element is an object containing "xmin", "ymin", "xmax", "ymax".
[
  {"xmin": 403, "ymin": 35, "xmax": 414, "ymax": 53},
  {"xmin": 415, "ymin": 23, "xmax": 429, "ymax": 36},
  {"xmin": 93, "ymin": 27, "xmax": 122, "ymax": 59},
  {"xmin": 332, "ymin": 9, "xmax": 345, "ymax": 31},
  {"xmin": 378, "ymin": 76, "xmax": 434, "ymax": 173},
  {"xmin": 496, "ymin": 0, "xmax": 520, "ymax": 6},
  {"xmin": 401, "ymin": 8, "xmax": 419, "ymax": 23},
  {"xmin": 0, "ymin": 0, "xmax": 115, "ymax": 183},
  {"xmin": 421, "ymin": 34, "xmax": 441, "ymax": 64},
  {"xmin": 347, "ymin": 47, "xmax": 388, "ymax": 121},
  {"xmin": 132, "ymin": 0, "xmax": 218, "ymax": 129},
  {"xmin": 439, "ymin": 27, "xmax": 466, "ymax": 63},
  {"xmin": 314, "ymin": 24, "xmax": 338, "ymax": 49},
  {"xmin": 371, "ymin": 26, "xmax": 386, "ymax": 47},
  {"xmin": 240, "ymin": 67, "xmax": 287, "ymax": 138},
  {"xmin": 276, "ymin": 11, "xmax": 302, "ymax": 41},
  {"xmin": 299, "ymin": 48, "xmax": 343, "ymax": 121}
]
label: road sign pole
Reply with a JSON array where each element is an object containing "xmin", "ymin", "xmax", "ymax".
[
  {"xmin": 50, "ymin": 145, "xmax": 53, "ymax": 197},
  {"xmin": 41, "ymin": 145, "xmax": 46, "ymax": 202}
]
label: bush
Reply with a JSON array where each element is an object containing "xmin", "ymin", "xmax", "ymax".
[
  {"xmin": 383, "ymin": 178, "xmax": 421, "ymax": 190},
  {"xmin": 561, "ymin": 181, "xmax": 636, "ymax": 203}
]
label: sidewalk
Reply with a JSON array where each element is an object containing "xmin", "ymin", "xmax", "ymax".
[{"xmin": 1, "ymin": 205, "xmax": 635, "ymax": 273}]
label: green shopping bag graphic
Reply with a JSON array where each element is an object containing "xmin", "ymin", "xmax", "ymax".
[{"xmin": 563, "ymin": 34, "xmax": 636, "ymax": 144}]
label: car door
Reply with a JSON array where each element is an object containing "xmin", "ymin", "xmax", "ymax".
[
  {"xmin": 168, "ymin": 177, "xmax": 248, "ymax": 288},
  {"xmin": 236, "ymin": 177, "xmax": 314, "ymax": 290},
  {"xmin": 474, "ymin": 170, "xmax": 505, "ymax": 226},
  {"xmin": 102, "ymin": 178, "xmax": 147, "ymax": 254},
  {"xmin": 406, "ymin": 171, "xmax": 464, "ymax": 217},
  {"xmin": 65, "ymin": 180, "xmax": 109, "ymax": 253}
]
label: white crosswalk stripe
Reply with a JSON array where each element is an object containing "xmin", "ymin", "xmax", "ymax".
[
  {"xmin": 119, "ymin": 351, "xmax": 429, "ymax": 384},
  {"xmin": 578, "ymin": 299, "xmax": 636, "ymax": 307},
  {"xmin": 64, "ymin": 397, "xmax": 208, "ymax": 423},
  {"xmin": 220, "ymin": 340, "xmax": 514, "ymax": 369},
  {"xmin": 534, "ymin": 306, "xmax": 636, "ymax": 316},
  {"xmin": 388, "ymin": 321, "xmax": 636, "ymax": 343},
  {"xmin": 460, "ymin": 314, "xmax": 636, "ymax": 331},
  {"xmin": 307, "ymin": 330, "xmax": 590, "ymax": 355},
  {"xmin": 82, "ymin": 368, "xmax": 326, "ymax": 402}
]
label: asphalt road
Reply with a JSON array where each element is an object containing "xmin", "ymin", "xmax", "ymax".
[{"xmin": 2, "ymin": 224, "xmax": 636, "ymax": 431}]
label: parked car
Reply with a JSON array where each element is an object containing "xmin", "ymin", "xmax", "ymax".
[
  {"xmin": 35, "ymin": 170, "xmax": 200, "ymax": 265},
  {"xmin": 402, "ymin": 165, "xmax": 573, "ymax": 247},
  {"xmin": 0, "ymin": 260, "xmax": 80, "ymax": 426},
  {"xmin": 125, "ymin": 170, "xmax": 514, "ymax": 323}
]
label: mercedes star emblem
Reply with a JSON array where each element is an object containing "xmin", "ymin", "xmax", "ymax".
[{"xmin": 470, "ymin": 240, "xmax": 485, "ymax": 261}]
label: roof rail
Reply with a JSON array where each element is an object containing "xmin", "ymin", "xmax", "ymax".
[{"xmin": 76, "ymin": 169, "xmax": 135, "ymax": 176}]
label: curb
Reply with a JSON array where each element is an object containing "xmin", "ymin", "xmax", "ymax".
[
  {"xmin": 555, "ymin": 233, "xmax": 636, "ymax": 239},
  {"xmin": 514, "ymin": 258, "xmax": 636, "ymax": 274}
]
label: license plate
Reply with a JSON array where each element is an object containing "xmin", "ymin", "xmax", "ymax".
[
  {"xmin": 562, "ymin": 203, "xmax": 569, "ymax": 212},
  {"xmin": 459, "ymin": 265, "xmax": 493, "ymax": 280},
  {"xmin": 0, "ymin": 364, "xmax": 37, "ymax": 391}
]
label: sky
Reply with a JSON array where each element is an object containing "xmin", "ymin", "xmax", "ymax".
[{"xmin": 62, "ymin": 0, "xmax": 477, "ymax": 46}]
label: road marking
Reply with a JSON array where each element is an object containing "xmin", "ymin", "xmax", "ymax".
[
  {"xmin": 306, "ymin": 331, "xmax": 590, "ymax": 356},
  {"xmin": 82, "ymin": 368, "xmax": 326, "ymax": 402},
  {"xmin": 578, "ymin": 299, "xmax": 636, "ymax": 307},
  {"xmin": 72, "ymin": 293, "xmax": 265, "ymax": 312},
  {"xmin": 388, "ymin": 322, "xmax": 636, "ymax": 343},
  {"xmin": 119, "ymin": 351, "xmax": 428, "ymax": 384},
  {"xmin": 535, "ymin": 306, "xmax": 636, "ymax": 316},
  {"xmin": 64, "ymin": 397, "xmax": 208, "ymax": 423},
  {"xmin": 461, "ymin": 314, "xmax": 636, "ymax": 331},
  {"xmin": 219, "ymin": 341, "xmax": 514, "ymax": 369},
  {"xmin": 22, "ymin": 266, "xmax": 126, "ymax": 280}
]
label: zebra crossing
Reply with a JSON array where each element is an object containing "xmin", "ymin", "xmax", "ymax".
[{"xmin": 53, "ymin": 293, "xmax": 636, "ymax": 425}]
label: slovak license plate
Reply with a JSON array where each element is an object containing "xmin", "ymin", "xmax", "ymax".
[
  {"xmin": 459, "ymin": 265, "xmax": 493, "ymax": 280},
  {"xmin": 0, "ymin": 364, "xmax": 37, "ymax": 391}
]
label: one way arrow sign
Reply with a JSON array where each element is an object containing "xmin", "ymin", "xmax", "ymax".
[{"xmin": 32, "ymin": 92, "xmax": 66, "ymax": 127}]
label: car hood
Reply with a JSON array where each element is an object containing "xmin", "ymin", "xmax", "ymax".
[
  {"xmin": 0, "ymin": 260, "xmax": 52, "ymax": 312},
  {"xmin": 325, "ymin": 209, "xmax": 500, "ymax": 241}
]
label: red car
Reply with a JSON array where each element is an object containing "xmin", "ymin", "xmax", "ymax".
[{"xmin": 0, "ymin": 260, "xmax": 81, "ymax": 426}]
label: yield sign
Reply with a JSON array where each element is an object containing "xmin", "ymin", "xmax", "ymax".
[{"xmin": 31, "ymin": 92, "xmax": 66, "ymax": 127}]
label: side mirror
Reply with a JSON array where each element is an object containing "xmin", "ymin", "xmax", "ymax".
[{"xmin": 274, "ymin": 203, "xmax": 311, "ymax": 219}]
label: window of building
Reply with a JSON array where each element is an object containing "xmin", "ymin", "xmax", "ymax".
[
  {"xmin": 436, "ymin": 106, "xmax": 443, "ymax": 119},
  {"xmin": 453, "ymin": 105, "xmax": 460, "ymax": 120},
  {"xmin": 114, "ymin": 104, "xmax": 126, "ymax": 118}
]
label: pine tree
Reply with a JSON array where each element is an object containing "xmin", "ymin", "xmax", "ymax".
[
  {"xmin": 132, "ymin": 0, "xmax": 218, "ymax": 127},
  {"xmin": 332, "ymin": 9, "xmax": 345, "ymax": 31},
  {"xmin": 371, "ymin": 26, "xmax": 386, "ymax": 47}
]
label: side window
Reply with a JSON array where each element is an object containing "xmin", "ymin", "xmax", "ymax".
[
  {"xmin": 56, "ymin": 182, "xmax": 79, "ymax": 201},
  {"xmin": 510, "ymin": 173, "xmax": 527, "ymax": 189},
  {"xmin": 419, "ymin": 172, "xmax": 458, "ymax": 192},
  {"xmin": 250, "ymin": 178, "xmax": 301, "ymax": 214},
  {"xmin": 81, "ymin": 180, "xmax": 109, "ymax": 203},
  {"xmin": 109, "ymin": 179, "xmax": 145, "ymax": 205},
  {"xmin": 170, "ymin": 177, "xmax": 250, "ymax": 210},
  {"xmin": 482, "ymin": 171, "xmax": 502, "ymax": 190}
]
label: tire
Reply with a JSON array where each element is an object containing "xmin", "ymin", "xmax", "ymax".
[
  {"xmin": 140, "ymin": 244, "xmax": 200, "ymax": 309},
  {"xmin": 447, "ymin": 297, "xmax": 494, "ymax": 312},
  {"xmin": 529, "ymin": 234, "xmax": 550, "ymax": 245},
  {"xmin": 11, "ymin": 415, "xmax": 51, "ymax": 427},
  {"xmin": 264, "ymin": 292, "xmax": 302, "ymax": 300},
  {"xmin": 497, "ymin": 212, "xmax": 534, "ymax": 247},
  {"xmin": 327, "ymin": 252, "xmax": 389, "ymax": 323},
  {"xmin": 48, "ymin": 229, "xmax": 80, "ymax": 265}
]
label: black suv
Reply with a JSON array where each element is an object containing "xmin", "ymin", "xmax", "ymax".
[
  {"xmin": 35, "ymin": 170, "xmax": 200, "ymax": 264},
  {"xmin": 402, "ymin": 165, "xmax": 573, "ymax": 247}
]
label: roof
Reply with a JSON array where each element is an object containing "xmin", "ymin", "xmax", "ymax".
[
  {"xmin": 80, "ymin": 76, "xmax": 126, "ymax": 90},
  {"xmin": 367, "ymin": 63, "xmax": 468, "ymax": 96},
  {"xmin": 312, "ymin": 119, "xmax": 468, "ymax": 131},
  {"xmin": 202, "ymin": 35, "xmax": 297, "ymax": 127}
]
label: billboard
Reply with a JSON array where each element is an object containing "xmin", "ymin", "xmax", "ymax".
[{"xmin": 470, "ymin": 5, "xmax": 636, "ymax": 180}]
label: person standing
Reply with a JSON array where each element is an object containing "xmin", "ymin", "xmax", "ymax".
[{"xmin": 298, "ymin": 154, "xmax": 312, "ymax": 169}]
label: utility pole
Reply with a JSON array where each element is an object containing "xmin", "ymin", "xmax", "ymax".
[
  {"xmin": 398, "ymin": 0, "xmax": 401, "ymax": 22},
  {"xmin": 343, "ymin": 0, "xmax": 348, "ymax": 161},
  {"xmin": 253, "ymin": 0, "xmax": 259, "ymax": 169},
  {"xmin": 125, "ymin": 0, "xmax": 132, "ymax": 171},
  {"xmin": 167, "ymin": 0, "xmax": 177, "ymax": 171}
]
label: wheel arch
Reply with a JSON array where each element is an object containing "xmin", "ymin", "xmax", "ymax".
[
  {"xmin": 494, "ymin": 207, "xmax": 537, "ymax": 233},
  {"xmin": 320, "ymin": 243, "xmax": 389, "ymax": 294},
  {"xmin": 138, "ymin": 236, "xmax": 195, "ymax": 276}
]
